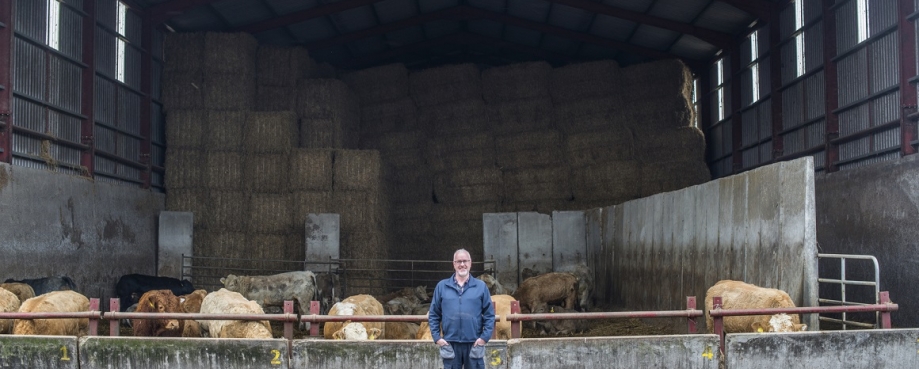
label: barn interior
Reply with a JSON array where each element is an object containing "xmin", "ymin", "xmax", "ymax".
[{"xmin": 0, "ymin": 0, "xmax": 917, "ymax": 331}]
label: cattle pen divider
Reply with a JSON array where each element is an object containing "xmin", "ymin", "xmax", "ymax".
[{"xmin": 709, "ymin": 291, "xmax": 899, "ymax": 354}]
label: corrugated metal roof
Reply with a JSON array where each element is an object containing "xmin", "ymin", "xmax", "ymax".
[{"xmin": 135, "ymin": 0, "xmax": 782, "ymax": 72}]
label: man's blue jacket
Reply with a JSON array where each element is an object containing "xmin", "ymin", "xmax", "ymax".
[{"xmin": 428, "ymin": 274, "xmax": 496, "ymax": 343}]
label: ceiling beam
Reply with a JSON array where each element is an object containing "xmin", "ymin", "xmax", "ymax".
[
  {"xmin": 457, "ymin": 32, "xmax": 572, "ymax": 65},
  {"xmin": 236, "ymin": 0, "xmax": 386, "ymax": 34},
  {"xmin": 547, "ymin": 0, "xmax": 733, "ymax": 49},
  {"xmin": 716, "ymin": 0, "xmax": 774, "ymax": 21},
  {"xmin": 337, "ymin": 33, "xmax": 466, "ymax": 69},
  {"xmin": 149, "ymin": 0, "xmax": 223, "ymax": 24},
  {"xmin": 306, "ymin": 7, "xmax": 466, "ymax": 50}
]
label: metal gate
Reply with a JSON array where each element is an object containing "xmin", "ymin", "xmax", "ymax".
[{"xmin": 817, "ymin": 253, "xmax": 881, "ymax": 329}]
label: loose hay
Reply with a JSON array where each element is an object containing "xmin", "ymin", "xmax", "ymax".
[
  {"xmin": 288, "ymin": 149, "xmax": 334, "ymax": 191},
  {"xmin": 481, "ymin": 61, "xmax": 551, "ymax": 103},
  {"xmin": 203, "ymin": 151, "xmax": 243, "ymax": 190},
  {"xmin": 341, "ymin": 63, "xmax": 410, "ymax": 105},
  {"xmin": 409, "ymin": 63, "xmax": 482, "ymax": 107},
  {"xmin": 204, "ymin": 32, "xmax": 257, "ymax": 75},
  {"xmin": 486, "ymin": 98, "xmax": 555, "ymax": 134},
  {"xmin": 204, "ymin": 111, "xmax": 245, "ymax": 151},
  {"xmin": 243, "ymin": 153, "xmax": 289, "ymax": 193},
  {"xmin": 163, "ymin": 32, "xmax": 205, "ymax": 73},
  {"xmin": 549, "ymin": 60, "xmax": 622, "ymax": 104},
  {"xmin": 165, "ymin": 110, "xmax": 207, "ymax": 149},
  {"xmin": 333, "ymin": 150, "xmax": 383, "ymax": 192},
  {"xmin": 249, "ymin": 194, "xmax": 294, "ymax": 233},
  {"xmin": 203, "ymin": 72, "xmax": 256, "ymax": 111},
  {"xmin": 244, "ymin": 111, "xmax": 298, "ymax": 153},
  {"xmin": 256, "ymin": 45, "xmax": 312, "ymax": 87}
]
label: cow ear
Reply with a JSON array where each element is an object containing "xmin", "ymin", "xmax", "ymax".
[{"xmin": 219, "ymin": 278, "xmax": 226, "ymax": 285}]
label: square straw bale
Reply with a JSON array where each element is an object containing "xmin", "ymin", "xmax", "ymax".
[
  {"xmin": 496, "ymin": 147, "xmax": 565, "ymax": 170},
  {"xmin": 164, "ymin": 148, "xmax": 206, "ymax": 189},
  {"xmin": 428, "ymin": 132, "xmax": 495, "ymax": 154},
  {"xmin": 288, "ymin": 149, "xmax": 334, "ymax": 191},
  {"xmin": 417, "ymin": 99, "xmax": 489, "ymax": 136},
  {"xmin": 504, "ymin": 180, "xmax": 573, "ymax": 203},
  {"xmin": 164, "ymin": 32, "xmax": 205, "ymax": 73},
  {"xmin": 165, "ymin": 189, "xmax": 209, "ymax": 228},
  {"xmin": 295, "ymin": 79, "xmax": 360, "ymax": 120},
  {"xmin": 486, "ymin": 98, "xmax": 555, "ymax": 134},
  {"xmin": 257, "ymin": 45, "xmax": 312, "ymax": 87},
  {"xmin": 639, "ymin": 159, "xmax": 711, "ymax": 197},
  {"xmin": 432, "ymin": 202, "xmax": 498, "ymax": 223},
  {"xmin": 435, "ymin": 167, "xmax": 502, "ymax": 187},
  {"xmin": 203, "ymin": 73, "xmax": 256, "ymax": 111},
  {"xmin": 341, "ymin": 63, "xmax": 410, "ymax": 105},
  {"xmin": 205, "ymin": 191, "xmax": 249, "ymax": 230},
  {"xmin": 495, "ymin": 130, "xmax": 562, "ymax": 154},
  {"xmin": 433, "ymin": 182, "xmax": 503, "ymax": 204},
  {"xmin": 409, "ymin": 63, "xmax": 482, "ymax": 107},
  {"xmin": 633, "ymin": 127, "xmax": 706, "ymax": 164},
  {"xmin": 552, "ymin": 97, "xmax": 623, "ymax": 135},
  {"xmin": 426, "ymin": 149, "xmax": 496, "ymax": 172},
  {"xmin": 481, "ymin": 61, "xmax": 551, "ymax": 103},
  {"xmin": 361, "ymin": 130, "xmax": 426, "ymax": 152},
  {"xmin": 379, "ymin": 148, "xmax": 426, "ymax": 169},
  {"xmin": 255, "ymin": 85, "xmax": 297, "ymax": 112},
  {"xmin": 565, "ymin": 129, "xmax": 634, "ymax": 167},
  {"xmin": 249, "ymin": 193, "xmax": 294, "ymax": 233},
  {"xmin": 203, "ymin": 151, "xmax": 243, "ymax": 190},
  {"xmin": 244, "ymin": 111, "xmax": 299, "ymax": 153},
  {"xmin": 161, "ymin": 72, "xmax": 204, "ymax": 110},
  {"xmin": 621, "ymin": 59, "xmax": 693, "ymax": 106},
  {"xmin": 243, "ymin": 153, "xmax": 290, "ymax": 193},
  {"xmin": 549, "ymin": 60, "xmax": 622, "ymax": 104},
  {"xmin": 332, "ymin": 191, "xmax": 386, "ymax": 233},
  {"xmin": 386, "ymin": 167, "xmax": 433, "ymax": 203},
  {"xmin": 570, "ymin": 161, "xmax": 641, "ymax": 201},
  {"xmin": 165, "ymin": 109, "xmax": 207, "ymax": 149},
  {"xmin": 204, "ymin": 111, "xmax": 245, "ymax": 151},
  {"xmin": 623, "ymin": 103, "xmax": 695, "ymax": 133},
  {"xmin": 204, "ymin": 32, "xmax": 257, "ymax": 75},
  {"xmin": 301, "ymin": 117, "xmax": 359, "ymax": 149},
  {"xmin": 359, "ymin": 98, "xmax": 418, "ymax": 134},
  {"xmin": 195, "ymin": 230, "xmax": 248, "ymax": 260},
  {"xmin": 333, "ymin": 150, "xmax": 384, "ymax": 192},
  {"xmin": 502, "ymin": 165, "xmax": 571, "ymax": 191},
  {"xmin": 312, "ymin": 62, "xmax": 338, "ymax": 79},
  {"xmin": 246, "ymin": 232, "xmax": 304, "ymax": 262},
  {"xmin": 392, "ymin": 201, "xmax": 433, "ymax": 221},
  {"xmin": 291, "ymin": 191, "xmax": 334, "ymax": 222}
]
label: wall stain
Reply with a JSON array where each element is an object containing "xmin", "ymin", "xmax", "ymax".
[
  {"xmin": 0, "ymin": 165, "xmax": 9, "ymax": 192},
  {"xmin": 100, "ymin": 217, "xmax": 137, "ymax": 243},
  {"xmin": 60, "ymin": 198, "xmax": 86, "ymax": 249}
]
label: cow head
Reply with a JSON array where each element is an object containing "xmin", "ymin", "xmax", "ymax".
[
  {"xmin": 413, "ymin": 286, "xmax": 429, "ymax": 302},
  {"xmin": 751, "ymin": 314, "xmax": 807, "ymax": 333},
  {"xmin": 220, "ymin": 275, "xmax": 239, "ymax": 291},
  {"xmin": 333, "ymin": 321, "xmax": 367, "ymax": 340}
]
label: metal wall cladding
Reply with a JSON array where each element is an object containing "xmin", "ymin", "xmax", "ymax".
[
  {"xmin": 151, "ymin": 144, "xmax": 165, "ymax": 167},
  {"xmin": 837, "ymin": 48, "xmax": 868, "ymax": 106},
  {"xmin": 12, "ymin": 134, "xmax": 43, "ymax": 158},
  {"xmin": 49, "ymin": 55, "xmax": 83, "ymax": 113},
  {"xmin": 813, "ymin": 150, "xmax": 825, "ymax": 169},
  {"xmin": 712, "ymin": 157, "xmax": 732, "ymax": 178},
  {"xmin": 151, "ymin": 103, "xmax": 165, "ymax": 144},
  {"xmin": 152, "ymin": 29, "xmax": 164, "ymax": 61},
  {"xmin": 122, "ymin": 44, "xmax": 143, "ymax": 90},
  {"xmin": 125, "ymin": 9, "xmax": 143, "ymax": 45},
  {"xmin": 94, "ymin": 77, "xmax": 116, "ymax": 126},
  {"xmin": 835, "ymin": 0, "xmax": 859, "ymax": 53},
  {"xmin": 839, "ymin": 136, "xmax": 870, "ymax": 161},
  {"xmin": 741, "ymin": 101, "xmax": 771, "ymax": 147},
  {"xmin": 804, "ymin": 70, "xmax": 825, "ymax": 121},
  {"xmin": 805, "ymin": 21, "xmax": 824, "ymax": 71},
  {"xmin": 94, "ymin": 124, "xmax": 140, "ymax": 161},
  {"xmin": 780, "ymin": 41, "xmax": 798, "ymax": 84},
  {"xmin": 95, "ymin": 0, "xmax": 117, "ymax": 31},
  {"xmin": 52, "ymin": 143, "xmax": 82, "ymax": 167},
  {"xmin": 14, "ymin": 0, "xmax": 46, "ymax": 41},
  {"xmin": 48, "ymin": 110, "xmax": 82, "ymax": 143},
  {"xmin": 782, "ymin": 81, "xmax": 804, "ymax": 129},
  {"xmin": 117, "ymin": 87, "xmax": 141, "ymax": 135},
  {"xmin": 874, "ymin": 126, "xmax": 901, "ymax": 152},
  {"xmin": 804, "ymin": 0, "xmax": 823, "ymax": 24},
  {"xmin": 779, "ymin": 2, "xmax": 796, "ymax": 40},
  {"xmin": 870, "ymin": 31, "xmax": 899, "ymax": 94},
  {"xmin": 13, "ymin": 39, "xmax": 46, "ymax": 102},
  {"xmin": 742, "ymin": 146, "xmax": 758, "ymax": 168},
  {"xmin": 869, "ymin": 0, "xmax": 898, "ymax": 36},
  {"xmin": 12, "ymin": 98, "xmax": 45, "ymax": 133},
  {"xmin": 59, "ymin": 4, "xmax": 84, "ymax": 60},
  {"xmin": 838, "ymin": 104, "xmax": 870, "ymax": 136},
  {"xmin": 839, "ymin": 150, "xmax": 899, "ymax": 170},
  {"xmin": 872, "ymin": 90, "xmax": 901, "ymax": 125},
  {"xmin": 95, "ymin": 30, "xmax": 117, "ymax": 79},
  {"xmin": 782, "ymin": 120, "xmax": 825, "ymax": 156},
  {"xmin": 151, "ymin": 61, "xmax": 163, "ymax": 101}
]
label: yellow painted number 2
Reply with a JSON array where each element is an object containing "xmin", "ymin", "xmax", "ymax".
[
  {"xmin": 270, "ymin": 349, "xmax": 282, "ymax": 365},
  {"xmin": 60, "ymin": 346, "xmax": 71, "ymax": 361},
  {"xmin": 701, "ymin": 345, "xmax": 714, "ymax": 360}
]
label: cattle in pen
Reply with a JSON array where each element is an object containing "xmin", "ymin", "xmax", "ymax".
[
  {"xmin": 0, "ymin": 287, "xmax": 20, "ymax": 334},
  {"xmin": 221, "ymin": 271, "xmax": 318, "ymax": 323},
  {"xmin": 198, "ymin": 288, "xmax": 272, "ymax": 339},
  {"xmin": 324, "ymin": 294, "xmax": 385, "ymax": 340},
  {"xmin": 512, "ymin": 272, "xmax": 578, "ymax": 314},
  {"xmin": 704, "ymin": 279, "xmax": 807, "ymax": 333},
  {"xmin": 13, "ymin": 290, "xmax": 89, "ymax": 336},
  {"xmin": 132, "ymin": 290, "xmax": 185, "ymax": 337}
]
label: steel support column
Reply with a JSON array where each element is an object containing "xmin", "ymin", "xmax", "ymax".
[
  {"xmin": 0, "ymin": 0, "xmax": 13, "ymax": 164},
  {"xmin": 899, "ymin": 0, "xmax": 918, "ymax": 155},
  {"xmin": 823, "ymin": 0, "xmax": 840, "ymax": 172},
  {"xmin": 140, "ymin": 14, "xmax": 153, "ymax": 188},
  {"xmin": 80, "ymin": 0, "xmax": 96, "ymax": 175},
  {"xmin": 730, "ymin": 48, "xmax": 743, "ymax": 173},
  {"xmin": 769, "ymin": 4, "xmax": 785, "ymax": 164}
]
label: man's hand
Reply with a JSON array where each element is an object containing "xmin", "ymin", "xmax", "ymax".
[
  {"xmin": 474, "ymin": 338, "xmax": 485, "ymax": 347},
  {"xmin": 436, "ymin": 338, "xmax": 447, "ymax": 346}
]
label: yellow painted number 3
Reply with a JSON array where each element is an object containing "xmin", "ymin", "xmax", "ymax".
[
  {"xmin": 270, "ymin": 349, "xmax": 282, "ymax": 365},
  {"xmin": 702, "ymin": 346, "xmax": 714, "ymax": 360},
  {"xmin": 60, "ymin": 346, "xmax": 71, "ymax": 361}
]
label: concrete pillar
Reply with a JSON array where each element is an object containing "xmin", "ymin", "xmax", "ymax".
[{"xmin": 157, "ymin": 211, "xmax": 193, "ymax": 280}]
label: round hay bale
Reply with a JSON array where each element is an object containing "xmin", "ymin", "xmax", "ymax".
[
  {"xmin": 257, "ymin": 45, "xmax": 312, "ymax": 87},
  {"xmin": 204, "ymin": 111, "xmax": 245, "ymax": 151},
  {"xmin": 165, "ymin": 110, "xmax": 206, "ymax": 149},
  {"xmin": 203, "ymin": 72, "xmax": 256, "ymax": 111},
  {"xmin": 409, "ymin": 63, "xmax": 482, "ymax": 107},
  {"xmin": 249, "ymin": 194, "xmax": 294, "ymax": 233},
  {"xmin": 288, "ymin": 149, "xmax": 334, "ymax": 191},
  {"xmin": 482, "ymin": 61, "xmax": 551, "ymax": 103},
  {"xmin": 341, "ymin": 63, "xmax": 410, "ymax": 105},
  {"xmin": 203, "ymin": 151, "xmax": 243, "ymax": 190},
  {"xmin": 204, "ymin": 32, "xmax": 257, "ymax": 75},
  {"xmin": 549, "ymin": 60, "xmax": 622, "ymax": 104},
  {"xmin": 487, "ymin": 98, "xmax": 554, "ymax": 134},
  {"xmin": 333, "ymin": 150, "xmax": 383, "ymax": 192},
  {"xmin": 360, "ymin": 98, "xmax": 418, "ymax": 135},
  {"xmin": 244, "ymin": 111, "xmax": 298, "ymax": 153},
  {"xmin": 243, "ymin": 153, "xmax": 289, "ymax": 193},
  {"xmin": 164, "ymin": 32, "xmax": 205, "ymax": 73},
  {"xmin": 161, "ymin": 72, "xmax": 204, "ymax": 111}
]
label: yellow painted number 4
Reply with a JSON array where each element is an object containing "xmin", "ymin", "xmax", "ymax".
[
  {"xmin": 60, "ymin": 346, "xmax": 71, "ymax": 361},
  {"xmin": 270, "ymin": 349, "xmax": 282, "ymax": 365},
  {"xmin": 702, "ymin": 345, "xmax": 714, "ymax": 360}
]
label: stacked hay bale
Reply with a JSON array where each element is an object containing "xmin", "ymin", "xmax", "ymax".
[
  {"xmin": 255, "ymin": 45, "xmax": 312, "ymax": 111},
  {"xmin": 297, "ymin": 79, "xmax": 360, "ymax": 149},
  {"xmin": 482, "ymin": 62, "xmax": 573, "ymax": 213}
]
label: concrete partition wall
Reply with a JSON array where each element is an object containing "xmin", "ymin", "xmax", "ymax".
[
  {"xmin": 78, "ymin": 336, "xmax": 289, "ymax": 369},
  {"xmin": 291, "ymin": 340, "xmax": 509, "ymax": 369},
  {"xmin": 305, "ymin": 213, "xmax": 340, "ymax": 271},
  {"xmin": 157, "ymin": 211, "xmax": 193, "ymax": 280},
  {"xmin": 505, "ymin": 335, "xmax": 721, "ymax": 369},
  {"xmin": 0, "ymin": 335, "xmax": 80, "ymax": 369},
  {"xmin": 726, "ymin": 329, "xmax": 919, "ymax": 368},
  {"xmin": 591, "ymin": 158, "xmax": 818, "ymax": 328}
]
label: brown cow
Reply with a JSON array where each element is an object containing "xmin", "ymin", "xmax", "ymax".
[
  {"xmin": 491, "ymin": 294, "xmax": 516, "ymax": 340},
  {"xmin": 0, "ymin": 287, "xmax": 20, "ymax": 334},
  {"xmin": 324, "ymin": 294, "xmax": 385, "ymax": 340},
  {"xmin": 512, "ymin": 272, "xmax": 578, "ymax": 314},
  {"xmin": 382, "ymin": 321, "xmax": 420, "ymax": 340},
  {"xmin": 13, "ymin": 290, "xmax": 89, "ymax": 336},
  {"xmin": 179, "ymin": 289, "xmax": 207, "ymax": 337},
  {"xmin": 704, "ymin": 280, "xmax": 807, "ymax": 334},
  {"xmin": 0, "ymin": 283, "xmax": 35, "ymax": 304},
  {"xmin": 133, "ymin": 290, "xmax": 184, "ymax": 337},
  {"xmin": 533, "ymin": 305, "xmax": 590, "ymax": 336},
  {"xmin": 479, "ymin": 274, "xmax": 511, "ymax": 295}
]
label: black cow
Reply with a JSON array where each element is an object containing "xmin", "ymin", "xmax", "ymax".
[
  {"xmin": 4, "ymin": 275, "xmax": 77, "ymax": 296},
  {"xmin": 115, "ymin": 274, "xmax": 195, "ymax": 311}
]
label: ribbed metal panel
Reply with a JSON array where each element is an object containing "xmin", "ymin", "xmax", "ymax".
[
  {"xmin": 13, "ymin": 38, "xmax": 46, "ymax": 101},
  {"xmin": 152, "ymin": 144, "xmax": 165, "ymax": 167},
  {"xmin": 48, "ymin": 110, "xmax": 82, "ymax": 143},
  {"xmin": 151, "ymin": 60, "xmax": 162, "ymax": 101},
  {"xmin": 507, "ymin": 0, "xmax": 550, "ymax": 22},
  {"xmin": 779, "ymin": 2, "xmax": 796, "ymax": 40},
  {"xmin": 125, "ymin": 8, "xmax": 143, "ymax": 44},
  {"xmin": 835, "ymin": 0, "xmax": 858, "ymax": 54},
  {"xmin": 869, "ymin": 0, "xmax": 897, "ymax": 36},
  {"xmin": 629, "ymin": 25, "xmax": 679, "ymax": 51},
  {"xmin": 780, "ymin": 41, "xmax": 798, "ymax": 84},
  {"xmin": 783, "ymin": 126, "xmax": 803, "ymax": 154},
  {"xmin": 94, "ymin": 125, "xmax": 116, "ymax": 154},
  {"xmin": 870, "ymin": 31, "xmax": 899, "ymax": 93},
  {"xmin": 723, "ymin": 83, "xmax": 732, "ymax": 117},
  {"xmin": 117, "ymin": 87, "xmax": 142, "ymax": 135},
  {"xmin": 95, "ymin": 0, "xmax": 117, "ymax": 30},
  {"xmin": 813, "ymin": 150, "xmax": 825, "ymax": 169},
  {"xmin": 59, "ymin": 4, "xmax": 84, "ymax": 60},
  {"xmin": 712, "ymin": 157, "xmax": 732, "ymax": 178},
  {"xmin": 722, "ymin": 119, "xmax": 732, "ymax": 157},
  {"xmin": 782, "ymin": 81, "xmax": 804, "ymax": 129},
  {"xmin": 741, "ymin": 68, "xmax": 754, "ymax": 106},
  {"xmin": 14, "ymin": 0, "xmax": 46, "ymax": 41},
  {"xmin": 740, "ymin": 33, "xmax": 753, "ymax": 65},
  {"xmin": 708, "ymin": 125, "xmax": 723, "ymax": 157},
  {"xmin": 758, "ymin": 99, "xmax": 772, "ymax": 140},
  {"xmin": 759, "ymin": 141, "xmax": 772, "ymax": 164},
  {"xmin": 807, "ymin": 119, "xmax": 826, "ymax": 147},
  {"xmin": 804, "ymin": 0, "xmax": 822, "ymax": 23},
  {"xmin": 50, "ymin": 55, "xmax": 82, "ymax": 113},
  {"xmin": 123, "ymin": 44, "xmax": 143, "ymax": 89},
  {"xmin": 692, "ymin": 1, "xmax": 754, "ymax": 34},
  {"xmin": 152, "ymin": 29, "xmax": 164, "ymax": 61},
  {"xmin": 95, "ymin": 29, "xmax": 117, "ymax": 79},
  {"xmin": 742, "ymin": 146, "xmax": 757, "ymax": 168},
  {"xmin": 873, "ymin": 126, "xmax": 900, "ymax": 151},
  {"xmin": 548, "ymin": 3, "xmax": 592, "ymax": 31},
  {"xmin": 152, "ymin": 102, "xmax": 165, "ymax": 144},
  {"xmin": 591, "ymin": 15, "xmax": 637, "ymax": 42},
  {"xmin": 805, "ymin": 20, "xmax": 824, "ymax": 70},
  {"xmin": 68, "ymin": 0, "xmax": 84, "ymax": 11},
  {"xmin": 12, "ymin": 156, "xmax": 50, "ymax": 171},
  {"xmin": 742, "ymin": 108, "xmax": 757, "ymax": 146},
  {"xmin": 872, "ymin": 90, "xmax": 901, "ymax": 125},
  {"xmin": 94, "ymin": 155, "xmax": 116, "ymax": 175},
  {"xmin": 12, "ymin": 134, "xmax": 44, "ymax": 158},
  {"xmin": 94, "ymin": 76, "xmax": 116, "ymax": 126},
  {"xmin": 12, "ymin": 97, "xmax": 45, "ymax": 133},
  {"xmin": 805, "ymin": 71, "xmax": 825, "ymax": 120},
  {"xmin": 760, "ymin": 55, "xmax": 772, "ymax": 95},
  {"xmin": 52, "ymin": 142, "xmax": 82, "ymax": 167},
  {"xmin": 837, "ymin": 48, "xmax": 868, "ymax": 106},
  {"xmin": 839, "ymin": 136, "xmax": 870, "ymax": 161},
  {"xmin": 838, "ymin": 104, "xmax": 869, "ymax": 136}
]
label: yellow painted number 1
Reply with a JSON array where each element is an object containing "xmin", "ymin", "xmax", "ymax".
[
  {"xmin": 701, "ymin": 345, "xmax": 714, "ymax": 360},
  {"xmin": 60, "ymin": 346, "xmax": 71, "ymax": 361},
  {"xmin": 270, "ymin": 349, "xmax": 282, "ymax": 365}
]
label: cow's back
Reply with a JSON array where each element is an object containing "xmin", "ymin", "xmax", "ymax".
[
  {"xmin": 229, "ymin": 271, "xmax": 317, "ymax": 308},
  {"xmin": 704, "ymin": 280, "xmax": 798, "ymax": 333},
  {"xmin": 492, "ymin": 294, "xmax": 516, "ymax": 339},
  {"xmin": 14, "ymin": 290, "xmax": 89, "ymax": 336},
  {"xmin": 0, "ymin": 288, "xmax": 20, "ymax": 334},
  {"xmin": 512, "ymin": 272, "xmax": 578, "ymax": 312}
]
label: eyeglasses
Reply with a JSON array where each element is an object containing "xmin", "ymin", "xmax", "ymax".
[{"xmin": 453, "ymin": 260, "xmax": 471, "ymax": 265}]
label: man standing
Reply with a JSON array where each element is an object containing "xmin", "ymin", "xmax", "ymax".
[{"xmin": 428, "ymin": 249, "xmax": 496, "ymax": 369}]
